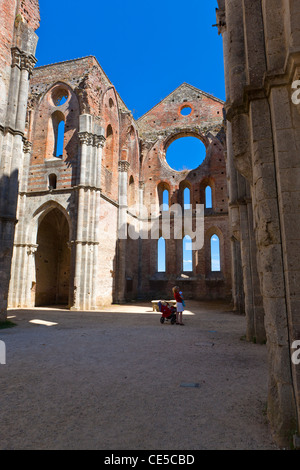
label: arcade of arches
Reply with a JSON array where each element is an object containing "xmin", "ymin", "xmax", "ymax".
[{"xmin": 0, "ymin": 0, "xmax": 300, "ymax": 448}]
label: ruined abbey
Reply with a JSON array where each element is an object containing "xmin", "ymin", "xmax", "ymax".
[{"xmin": 0, "ymin": 0, "xmax": 299, "ymax": 448}]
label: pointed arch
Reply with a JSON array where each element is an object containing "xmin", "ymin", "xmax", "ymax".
[
  {"xmin": 183, "ymin": 235, "xmax": 193, "ymax": 272},
  {"xmin": 210, "ymin": 234, "xmax": 221, "ymax": 271},
  {"xmin": 204, "ymin": 226, "xmax": 224, "ymax": 275},
  {"xmin": 157, "ymin": 181, "xmax": 171, "ymax": 211},
  {"xmin": 158, "ymin": 237, "xmax": 166, "ymax": 272}
]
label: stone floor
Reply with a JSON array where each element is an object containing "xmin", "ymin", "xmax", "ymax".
[{"xmin": 0, "ymin": 300, "xmax": 279, "ymax": 450}]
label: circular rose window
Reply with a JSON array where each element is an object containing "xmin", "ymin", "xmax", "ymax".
[{"xmin": 51, "ymin": 87, "xmax": 69, "ymax": 107}]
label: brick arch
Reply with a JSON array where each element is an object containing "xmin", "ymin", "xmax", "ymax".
[
  {"xmin": 101, "ymin": 86, "xmax": 119, "ymax": 116},
  {"xmin": 157, "ymin": 181, "xmax": 171, "ymax": 208},
  {"xmin": 161, "ymin": 130, "xmax": 209, "ymax": 173},
  {"xmin": 163, "ymin": 129, "xmax": 208, "ymax": 153},
  {"xmin": 200, "ymin": 176, "xmax": 216, "ymax": 209},
  {"xmin": 128, "ymin": 174, "xmax": 136, "ymax": 208},
  {"xmin": 31, "ymin": 81, "xmax": 80, "ymax": 164},
  {"xmin": 29, "ymin": 200, "xmax": 73, "ymax": 246},
  {"xmin": 178, "ymin": 179, "xmax": 192, "ymax": 208},
  {"xmin": 101, "ymin": 87, "xmax": 120, "ymax": 181},
  {"xmin": 204, "ymin": 226, "xmax": 224, "ymax": 276}
]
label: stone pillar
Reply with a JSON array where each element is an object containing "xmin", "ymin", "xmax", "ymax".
[
  {"xmin": 0, "ymin": 28, "xmax": 38, "ymax": 321},
  {"xmin": 8, "ymin": 139, "xmax": 33, "ymax": 308},
  {"xmin": 72, "ymin": 115, "xmax": 105, "ymax": 311},
  {"xmin": 249, "ymin": 95, "xmax": 298, "ymax": 444},
  {"xmin": 217, "ymin": 0, "xmax": 299, "ymax": 445},
  {"xmin": 115, "ymin": 160, "xmax": 130, "ymax": 303},
  {"xmin": 137, "ymin": 181, "xmax": 145, "ymax": 299}
]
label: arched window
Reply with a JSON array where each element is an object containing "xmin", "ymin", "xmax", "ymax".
[
  {"xmin": 184, "ymin": 187, "xmax": 191, "ymax": 210},
  {"xmin": 106, "ymin": 124, "xmax": 113, "ymax": 138},
  {"xmin": 51, "ymin": 111, "xmax": 65, "ymax": 158},
  {"xmin": 56, "ymin": 120, "xmax": 65, "ymax": 157},
  {"xmin": 162, "ymin": 189, "xmax": 169, "ymax": 211},
  {"xmin": 158, "ymin": 237, "xmax": 166, "ymax": 272},
  {"xmin": 128, "ymin": 175, "xmax": 135, "ymax": 208},
  {"xmin": 211, "ymin": 235, "xmax": 221, "ymax": 271},
  {"xmin": 205, "ymin": 186, "xmax": 212, "ymax": 209},
  {"xmin": 103, "ymin": 124, "xmax": 114, "ymax": 170},
  {"xmin": 48, "ymin": 173, "xmax": 57, "ymax": 190},
  {"xmin": 183, "ymin": 235, "xmax": 193, "ymax": 272}
]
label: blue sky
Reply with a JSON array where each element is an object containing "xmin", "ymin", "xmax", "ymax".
[
  {"xmin": 36, "ymin": 0, "xmax": 224, "ymax": 270},
  {"xmin": 36, "ymin": 1, "xmax": 225, "ymax": 172},
  {"xmin": 36, "ymin": 0, "xmax": 225, "ymax": 119}
]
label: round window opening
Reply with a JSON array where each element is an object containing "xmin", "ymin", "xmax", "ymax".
[
  {"xmin": 51, "ymin": 88, "xmax": 69, "ymax": 107},
  {"xmin": 166, "ymin": 136, "xmax": 206, "ymax": 171},
  {"xmin": 180, "ymin": 105, "xmax": 192, "ymax": 116}
]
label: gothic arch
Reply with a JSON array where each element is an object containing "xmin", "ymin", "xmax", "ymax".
[
  {"xmin": 28, "ymin": 200, "xmax": 72, "ymax": 246},
  {"xmin": 30, "ymin": 201, "xmax": 72, "ymax": 307},
  {"xmin": 204, "ymin": 226, "xmax": 224, "ymax": 276}
]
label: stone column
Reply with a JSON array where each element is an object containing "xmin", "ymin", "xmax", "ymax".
[
  {"xmin": 72, "ymin": 115, "xmax": 105, "ymax": 311},
  {"xmin": 0, "ymin": 34, "xmax": 38, "ymax": 321},
  {"xmin": 115, "ymin": 160, "xmax": 130, "ymax": 303},
  {"xmin": 137, "ymin": 181, "xmax": 145, "ymax": 299}
]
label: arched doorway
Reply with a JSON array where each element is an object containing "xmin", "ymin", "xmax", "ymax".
[{"xmin": 35, "ymin": 208, "xmax": 70, "ymax": 307}]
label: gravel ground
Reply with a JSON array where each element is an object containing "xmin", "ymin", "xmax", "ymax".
[{"xmin": 0, "ymin": 300, "xmax": 279, "ymax": 450}]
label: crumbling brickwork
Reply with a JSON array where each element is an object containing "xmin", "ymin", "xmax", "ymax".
[{"xmin": 2, "ymin": 0, "xmax": 298, "ymax": 451}]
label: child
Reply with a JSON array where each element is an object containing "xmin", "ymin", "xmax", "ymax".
[{"xmin": 172, "ymin": 286, "xmax": 184, "ymax": 325}]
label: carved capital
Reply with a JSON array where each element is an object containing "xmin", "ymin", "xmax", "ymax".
[
  {"xmin": 78, "ymin": 131, "xmax": 93, "ymax": 146},
  {"xmin": 94, "ymin": 135, "xmax": 106, "ymax": 148},
  {"xmin": 11, "ymin": 47, "xmax": 22, "ymax": 68},
  {"xmin": 27, "ymin": 244, "xmax": 38, "ymax": 255},
  {"xmin": 78, "ymin": 131, "xmax": 105, "ymax": 147},
  {"xmin": 23, "ymin": 139, "xmax": 32, "ymax": 154},
  {"xmin": 11, "ymin": 47, "xmax": 37, "ymax": 75},
  {"xmin": 21, "ymin": 54, "xmax": 37, "ymax": 75},
  {"xmin": 118, "ymin": 160, "xmax": 130, "ymax": 172}
]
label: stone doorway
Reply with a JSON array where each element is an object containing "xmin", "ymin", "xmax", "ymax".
[{"xmin": 35, "ymin": 208, "xmax": 70, "ymax": 307}]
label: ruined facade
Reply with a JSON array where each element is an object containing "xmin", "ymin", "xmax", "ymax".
[
  {"xmin": 216, "ymin": 0, "xmax": 300, "ymax": 448},
  {"xmin": 1, "ymin": 0, "xmax": 299, "ymax": 450},
  {"xmin": 6, "ymin": 58, "xmax": 230, "ymax": 311}
]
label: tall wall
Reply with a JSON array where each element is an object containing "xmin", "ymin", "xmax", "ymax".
[
  {"xmin": 8, "ymin": 56, "xmax": 141, "ymax": 310},
  {"xmin": 137, "ymin": 83, "xmax": 231, "ymax": 302},
  {"xmin": 0, "ymin": 0, "xmax": 40, "ymax": 320},
  {"xmin": 216, "ymin": 0, "xmax": 300, "ymax": 447}
]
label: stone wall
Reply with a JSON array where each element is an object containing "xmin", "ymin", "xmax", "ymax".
[
  {"xmin": 0, "ymin": 0, "xmax": 39, "ymax": 320},
  {"xmin": 216, "ymin": 0, "xmax": 300, "ymax": 447},
  {"xmin": 137, "ymin": 83, "xmax": 231, "ymax": 302}
]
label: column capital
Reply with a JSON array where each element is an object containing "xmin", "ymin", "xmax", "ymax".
[
  {"xmin": 118, "ymin": 160, "xmax": 130, "ymax": 172},
  {"xmin": 94, "ymin": 134, "xmax": 106, "ymax": 148},
  {"xmin": 78, "ymin": 131, "xmax": 94, "ymax": 146},
  {"xmin": 22, "ymin": 139, "xmax": 32, "ymax": 154},
  {"xmin": 11, "ymin": 47, "xmax": 37, "ymax": 75},
  {"xmin": 78, "ymin": 131, "xmax": 106, "ymax": 148}
]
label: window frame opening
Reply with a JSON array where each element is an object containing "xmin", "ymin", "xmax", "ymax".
[
  {"xmin": 51, "ymin": 111, "xmax": 65, "ymax": 158},
  {"xmin": 205, "ymin": 185, "xmax": 213, "ymax": 209},
  {"xmin": 183, "ymin": 235, "xmax": 193, "ymax": 273},
  {"xmin": 48, "ymin": 173, "xmax": 57, "ymax": 190},
  {"xmin": 165, "ymin": 135, "xmax": 207, "ymax": 172},
  {"xmin": 157, "ymin": 236, "xmax": 166, "ymax": 273},
  {"xmin": 210, "ymin": 234, "xmax": 221, "ymax": 272},
  {"xmin": 184, "ymin": 187, "xmax": 191, "ymax": 210}
]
